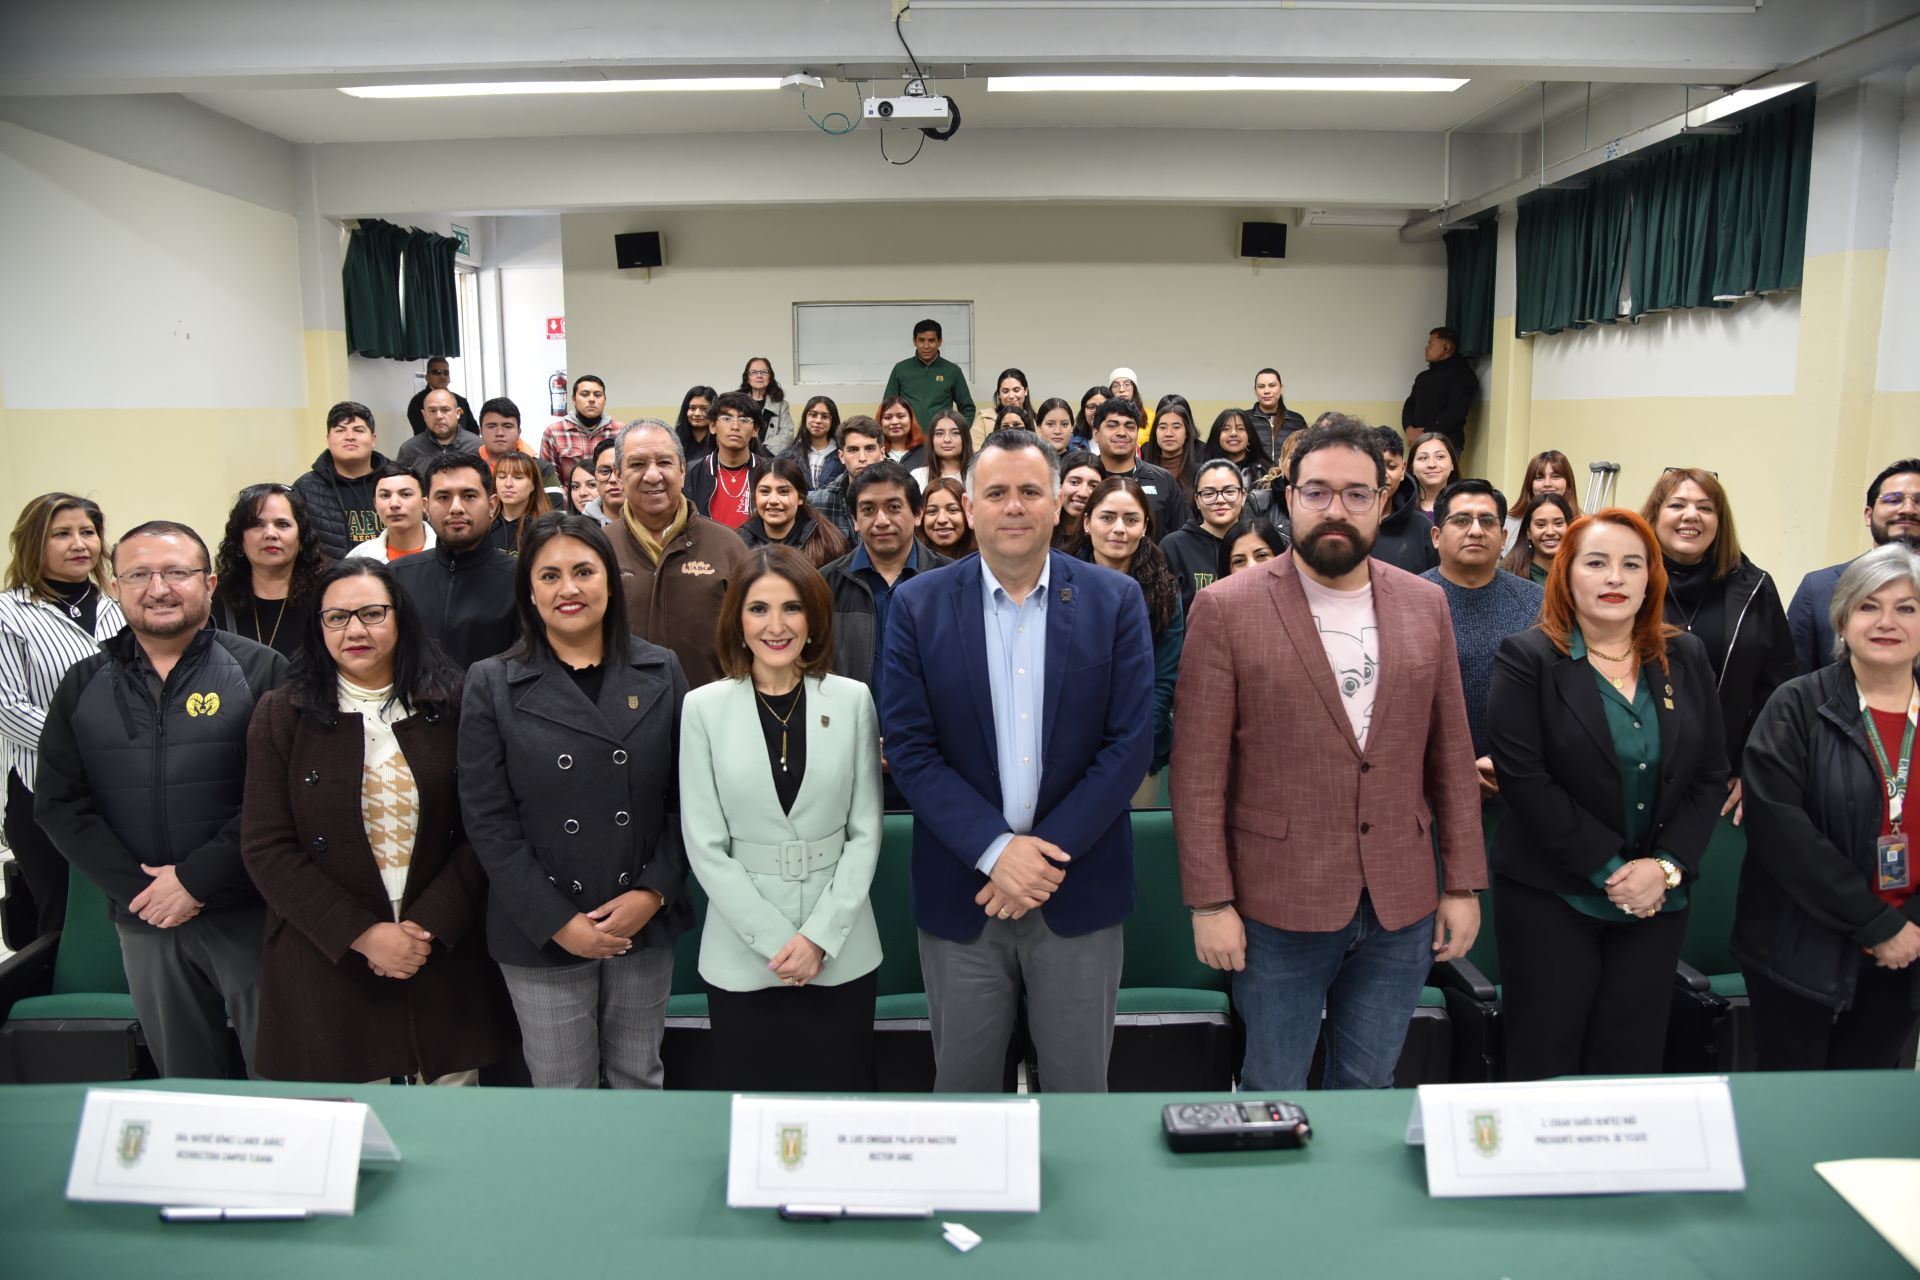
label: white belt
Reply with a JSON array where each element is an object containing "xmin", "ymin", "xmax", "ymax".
[{"xmin": 729, "ymin": 829, "xmax": 845, "ymax": 881}]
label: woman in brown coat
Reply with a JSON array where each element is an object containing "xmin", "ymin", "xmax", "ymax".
[{"xmin": 242, "ymin": 558, "xmax": 513, "ymax": 1083}]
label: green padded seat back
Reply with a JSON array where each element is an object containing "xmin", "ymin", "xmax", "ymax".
[
  {"xmin": 52, "ymin": 863, "xmax": 130, "ymax": 996},
  {"xmin": 1681, "ymin": 816, "xmax": 1744, "ymax": 977},
  {"xmin": 1115, "ymin": 987, "xmax": 1229, "ymax": 1015},
  {"xmin": 1464, "ymin": 802, "xmax": 1503, "ymax": 984},
  {"xmin": 874, "ymin": 992, "xmax": 929, "ymax": 1020},
  {"xmin": 1122, "ymin": 810, "xmax": 1230, "ymax": 994},
  {"xmin": 870, "ymin": 815, "xmax": 925, "ymax": 997},
  {"xmin": 668, "ymin": 877, "xmax": 710, "ymax": 996}
]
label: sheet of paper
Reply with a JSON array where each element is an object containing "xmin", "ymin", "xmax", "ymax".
[
  {"xmin": 727, "ymin": 1095, "xmax": 1040, "ymax": 1213},
  {"xmin": 66, "ymin": 1089, "xmax": 389, "ymax": 1216},
  {"xmin": 1414, "ymin": 1076, "xmax": 1745, "ymax": 1197},
  {"xmin": 1816, "ymin": 1159, "xmax": 1920, "ymax": 1272}
]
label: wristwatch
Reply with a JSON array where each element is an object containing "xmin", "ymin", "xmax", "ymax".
[{"xmin": 1655, "ymin": 858, "xmax": 1683, "ymax": 889}]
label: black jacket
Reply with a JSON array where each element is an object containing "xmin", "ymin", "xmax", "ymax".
[
  {"xmin": 1658, "ymin": 554, "xmax": 1797, "ymax": 770},
  {"xmin": 1402, "ymin": 354, "xmax": 1478, "ymax": 445},
  {"xmin": 1370, "ymin": 477, "xmax": 1439, "ymax": 576},
  {"xmin": 1247, "ymin": 405, "xmax": 1307, "ymax": 458},
  {"xmin": 1736, "ymin": 663, "xmax": 1920, "ymax": 1010},
  {"xmin": 35, "ymin": 627, "xmax": 288, "ymax": 925},
  {"xmin": 457, "ymin": 638, "xmax": 693, "ymax": 968},
  {"xmin": 1486, "ymin": 627, "xmax": 1729, "ymax": 896},
  {"xmin": 291, "ymin": 450, "xmax": 392, "ymax": 563},
  {"xmin": 820, "ymin": 544, "xmax": 953, "ymax": 685},
  {"xmin": 1160, "ymin": 524, "xmax": 1227, "ymax": 613},
  {"xmin": 389, "ymin": 540, "xmax": 519, "ymax": 668},
  {"xmin": 684, "ymin": 453, "xmax": 769, "ymax": 526},
  {"xmin": 1103, "ymin": 460, "xmax": 1189, "ymax": 539},
  {"xmin": 739, "ymin": 512, "xmax": 819, "ymax": 553}
]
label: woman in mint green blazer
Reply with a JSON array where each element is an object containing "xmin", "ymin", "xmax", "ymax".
[{"xmin": 680, "ymin": 545, "xmax": 884, "ymax": 1091}]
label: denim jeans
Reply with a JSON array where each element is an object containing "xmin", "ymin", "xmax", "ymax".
[{"xmin": 1234, "ymin": 893, "xmax": 1435, "ymax": 1091}]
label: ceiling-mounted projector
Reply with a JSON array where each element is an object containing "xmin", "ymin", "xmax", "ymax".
[{"xmin": 864, "ymin": 94, "xmax": 953, "ymax": 129}]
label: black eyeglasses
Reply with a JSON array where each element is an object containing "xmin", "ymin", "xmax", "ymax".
[{"xmin": 320, "ymin": 605, "xmax": 394, "ymax": 630}]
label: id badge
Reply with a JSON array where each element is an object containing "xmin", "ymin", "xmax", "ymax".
[{"xmin": 1877, "ymin": 833, "xmax": 1911, "ymax": 893}]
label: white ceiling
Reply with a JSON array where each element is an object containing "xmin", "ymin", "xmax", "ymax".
[{"xmin": 185, "ymin": 77, "xmax": 1544, "ymax": 145}]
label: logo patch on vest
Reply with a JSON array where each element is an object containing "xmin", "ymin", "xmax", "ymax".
[
  {"xmin": 185, "ymin": 692, "xmax": 221, "ymax": 718},
  {"xmin": 681, "ymin": 560, "xmax": 716, "ymax": 576}
]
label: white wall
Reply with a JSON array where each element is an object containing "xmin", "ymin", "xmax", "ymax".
[
  {"xmin": 1531, "ymin": 292, "xmax": 1803, "ymax": 401},
  {"xmin": 0, "ymin": 120, "xmax": 305, "ymax": 410},
  {"xmin": 1876, "ymin": 67, "xmax": 1920, "ymax": 393},
  {"xmin": 502, "ymin": 267, "xmax": 567, "ymax": 432},
  {"xmin": 560, "ymin": 203, "xmax": 1446, "ymax": 416}
]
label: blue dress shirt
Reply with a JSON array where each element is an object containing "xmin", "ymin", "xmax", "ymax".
[{"xmin": 977, "ymin": 556, "xmax": 1049, "ymax": 873}]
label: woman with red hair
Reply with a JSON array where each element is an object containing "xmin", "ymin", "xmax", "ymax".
[
  {"xmin": 1485, "ymin": 508, "xmax": 1730, "ymax": 1079},
  {"xmin": 875, "ymin": 395, "xmax": 927, "ymax": 472}
]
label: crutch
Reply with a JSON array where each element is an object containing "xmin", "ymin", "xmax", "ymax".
[{"xmin": 1584, "ymin": 461, "xmax": 1620, "ymax": 510}]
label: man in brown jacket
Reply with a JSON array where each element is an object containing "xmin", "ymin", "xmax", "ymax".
[
  {"xmin": 608, "ymin": 419, "xmax": 747, "ymax": 688},
  {"xmin": 1170, "ymin": 418, "xmax": 1485, "ymax": 1093}
]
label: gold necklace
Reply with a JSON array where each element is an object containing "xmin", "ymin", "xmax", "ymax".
[
  {"xmin": 1588, "ymin": 644, "xmax": 1635, "ymax": 690},
  {"xmin": 252, "ymin": 596, "xmax": 286, "ymax": 650},
  {"xmin": 756, "ymin": 684, "xmax": 800, "ymax": 772}
]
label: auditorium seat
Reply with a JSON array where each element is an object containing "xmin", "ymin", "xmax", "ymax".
[
  {"xmin": 1667, "ymin": 816, "xmax": 1753, "ymax": 1073},
  {"xmin": 0, "ymin": 864, "xmax": 156, "ymax": 1083}
]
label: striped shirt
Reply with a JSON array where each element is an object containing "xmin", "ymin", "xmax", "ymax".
[{"xmin": 0, "ymin": 587, "xmax": 126, "ymax": 790}]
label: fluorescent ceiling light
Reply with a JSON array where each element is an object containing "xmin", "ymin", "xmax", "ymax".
[
  {"xmin": 340, "ymin": 78, "xmax": 781, "ymax": 99},
  {"xmin": 988, "ymin": 75, "xmax": 1467, "ymax": 93}
]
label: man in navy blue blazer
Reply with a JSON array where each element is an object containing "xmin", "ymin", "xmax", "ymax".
[{"xmin": 880, "ymin": 428, "xmax": 1154, "ymax": 1092}]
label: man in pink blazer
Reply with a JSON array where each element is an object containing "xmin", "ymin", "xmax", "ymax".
[{"xmin": 1171, "ymin": 417, "xmax": 1486, "ymax": 1091}]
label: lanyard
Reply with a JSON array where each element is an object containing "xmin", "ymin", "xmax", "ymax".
[{"xmin": 1858, "ymin": 685, "xmax": 1919, "ymax": 827}]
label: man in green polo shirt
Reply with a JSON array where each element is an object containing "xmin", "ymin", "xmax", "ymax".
[{"xmin": 882, "ymin": 318, "xmax": 976, "ymax": 431}]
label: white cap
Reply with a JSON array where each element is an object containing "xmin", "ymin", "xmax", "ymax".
[{"xmin": 1108, "ymin": 367, "xmax": 1138, "ymax": 387}]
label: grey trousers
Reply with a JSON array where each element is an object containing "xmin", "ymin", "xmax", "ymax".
[
  {"xmin": 115, "ymin": 904, "xmax": 264, "ymax": 1079},
  {"xmin": 498, "ymin": 946, "xmax": 674, "ymax": 1089},
  {"xmin": 918, "ymin": 915, "xmax": 1123, "ymax": 1093}
]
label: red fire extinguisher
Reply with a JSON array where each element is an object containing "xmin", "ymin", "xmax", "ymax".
[{"xmin": 549, "ymin": 371, "xmax": 569, "ymax": 418}]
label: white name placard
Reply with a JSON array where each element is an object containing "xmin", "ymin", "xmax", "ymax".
[
  {"xmin": 1408, "ymin": 1076, "xmax": 1745, "ymax": 1198},
  {"xmin": 66, "ymin": 1089, "xmax": 399, "ymax": 1216},
  {"xmin": 727, "ymin": 1095, "xmax": 1040, "ymax": 1213}
]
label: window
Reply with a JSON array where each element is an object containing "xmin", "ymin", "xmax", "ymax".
[{"xmin": 793, "ymin": 302, "xmax": 973, "ymax": 385}]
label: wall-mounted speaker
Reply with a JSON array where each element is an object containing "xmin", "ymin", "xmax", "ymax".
[
  {"xmin": 1238, "ymin": 221, "xmax": 1288, "ymax": 260},
  {"xmin": 615, "ymin": 231, "xmax": 665, "ymax": 270}
]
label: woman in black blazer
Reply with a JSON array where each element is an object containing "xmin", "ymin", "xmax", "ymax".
[
  {"xmin": 1487, "ymin": 509, "xmax": 1729, "ymax": 1080},
  {"xmin": 458, "ymin": 513, "xmax": 694, "ymax": 1089},
  {"xmin": 1736, "ymin": 544, "xmax": 1920, "ymax": 1070},
  {"xmin": 1641, "ymin": 468, "xmax": 1797, "ymax": 824}
]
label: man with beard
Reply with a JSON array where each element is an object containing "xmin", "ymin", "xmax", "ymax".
[
  {"xmin": 390, "ymin": 453, "xmax": 518, "ymax": 667},
  {"xmin": 1788, "ymin": 458, "xmax": 1920, "ymax": 673},
  {"xmin": 405, "ymin": 356, "xmax": 477, "ymax": 437},
  {"xmin": 539, "ymin": 374, "xmax": 624, "ymax": 494},
  {"xmin": 1169, "ymin": 418, "xmax": 1485, "ymax": 1092},
  {"xmin": 36, "ymin": 521, "xmax": 288, "ymax": 1076}
]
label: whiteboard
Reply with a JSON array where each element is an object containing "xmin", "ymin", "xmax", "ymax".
[{"xmin": 794, "ymin": 302, "xmax": 973, "ymax": 386}]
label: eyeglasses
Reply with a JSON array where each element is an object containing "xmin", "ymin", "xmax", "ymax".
[
  {"xmin": 594, "ymin": 465, "xmax": 619, "ymax": 479},
  {"xmin": 1442, "ymin": 513, "xmax": 1503, "ymax": 531},
  {"xmin": 1196, "ymin": 486, "xmax": 1244, "ymax": 503},
  {"xmin": 1873, "ymin": 490, "xmax": 1920, "ymax": 510},
  {"xmin": 320, "ymin": 604, "xmax": 394, "ymax": 630},
  {"xmin": 1663, "ymin": 467, "xmax": 1719, "ymax": 478},
  {"xmin": 1293, "ymin": 484, "xmax": 1382, "ymax": 513},
  {"xmin": 115, "ymin": 567, "xmax": 207, "ymax": 589}
]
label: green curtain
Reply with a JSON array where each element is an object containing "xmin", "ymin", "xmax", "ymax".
[
  {"xmin": 401, "ymin": 228, "xmax": 462, "ymax": 360},
  {"xmin": 1514, "ymin": 162, "xmax": 1632, "ymax": 338},
  {"xmin": 342, "ymin": 218, "xmax": 408, "ymax": 359},
  {"xmin": 1443, "ymin": 220, "xmax": 1497, "ymax": 358},
  {"xmin": 1518, "ymin": 93, "xmax": 1814, "ymax": 334}
]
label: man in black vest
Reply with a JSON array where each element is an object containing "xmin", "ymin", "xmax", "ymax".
[{"xmin": 36, "ymin": 521, "xmax": 288, "ymax": 1077}]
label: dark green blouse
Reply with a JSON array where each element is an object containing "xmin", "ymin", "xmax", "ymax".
[{"xmin": 1560, "ymin": 627, "xmax": 1688, "ymax": 921}]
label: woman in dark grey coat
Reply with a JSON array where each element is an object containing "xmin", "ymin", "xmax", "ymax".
[{"xmin": 458, "ymin": 513, "xmax": 693, "ymax": 1089}]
